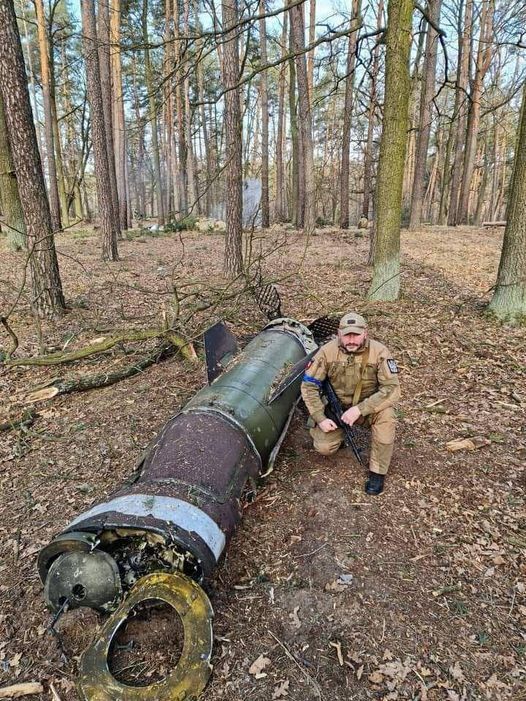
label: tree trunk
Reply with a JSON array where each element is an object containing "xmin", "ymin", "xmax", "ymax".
[
  {"xmin": 288, "ymin": 28, "xmax": 300, "ymax": 226},
  {"xmin": 367, "ymin": 0, "xmax": 413, "ymax": 301},
  {"xmin": 0, "ymin": 0, "xmax": 65, "ymax": 318},
  {"xmin": 339, "ymin": 0, "xmax": 361, "ymax": 229},
  {"xmin": 307, "ymin": 0, "xmax": 316, "ymax": 99},
  {"xmin": 183, "ymin": 0, "xmax": 198, "ymax": 216},
  {"xmin": 0, "ymin": 90, "xmax": 26, "ymax": 250},
  {"xmin": 488, "ymin": 83, "xmax": 526, "ymax": 321},
  {"xmin": 473, "ymin": 137, "xmax": 488, "ymax": 226},
  {"xmin": 35, "ymin": 0, "xmax": 61, "ymax": 232},
  {"xmin": 289, "ymin": 0, "xmax": 316, "ymax": 233},
  {"xmin": 408, "ymin": 0, "xmax": 442, "ymax": 229},
  {"xmin": 274, "ymin": 14, "xmax": 288, "ymax": 222},
  {"xmin": 259, "ymin": 0, "xmax": 270, "ymax": 228},
  {"xmin": 173, "ymin": 0, "xmax": 188, "ymax": 217},
  {"xmin": 110, "ymin": 0, "xmax": 128, "ymax": 230},
  {"xmin": 80, "ymin": 0, "xmax": 119, "ymax": 260},
  {"xmin": 401, "ymin": 25, "xmax": 426, "ymax": 215},
  {"xmin": 438, "ymin": 113, "xmax": 454, "ymax": 224},
  {"xmin": 142, "ymin": 0, "xmax": 165, "ymax": 226},
  {"xmin": 221, "ymin": 0, "xmax": 243, "ymax": 275},
  {"xmin": 423, "ymin": 127, "xmax": 441, "ymax": 222},
  {"xmin": 447, "ymin": 0, "xmax": 472, "ymax": 225},
  {"xmin": 97, "ymin": 0, "xmax": 121, "ymax": 234},
  {"xmin": 457, "ymin": 0, "xmax": 494, "ymax": 224},
  {"xmin": 49, "ymin": 58, "xmax": 69, "ymax": 227},
  {"xmin": 197, "ymin": 30, "xmax": 212, "ymax": 216},
  {"xmin": 20, "ymin": 7, "xmax": 43, "ymax": 159},
  {"xmin": 363, "ymin": 0, "xmax": 383, "ymax": 224}
]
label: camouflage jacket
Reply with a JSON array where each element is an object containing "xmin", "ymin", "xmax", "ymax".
[{"xmin": 300, "ymin": 338, "xmax": 401, "ymax": 425}]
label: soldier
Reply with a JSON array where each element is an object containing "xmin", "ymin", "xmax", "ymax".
[{"xmin": 301, "ymin": 312, "xmax": 400, "ymax": 495}]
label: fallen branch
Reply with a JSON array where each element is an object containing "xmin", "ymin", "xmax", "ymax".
[
  {"xmin": 0, "ymin": 682, "xmax": 44, "ymax": 698},
  {"xmin": 482, "ymin": 221, "xmax": 506, "ymax": 227},
  {"xmin": 25, "ymin": 339, "xmax": 195, "ymax": 402},
  {"xmin": 267, "ymin": 629, "xmax": 323, "ymax": 700},
  {"xmin": 0, "ymin": 316, "xmax": 19, "ymax": 359},
  {"xmin": 0, "ymin": 408, "xmax": 37, "ymax": 432},
  {"xmin": 6, "ymin": 328, "xmax": 192, "ymax": 367}
]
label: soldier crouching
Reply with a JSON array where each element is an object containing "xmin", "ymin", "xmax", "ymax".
[{"xmin": 301, "ymin": 312, "xmax": 400, "ymax": 495}]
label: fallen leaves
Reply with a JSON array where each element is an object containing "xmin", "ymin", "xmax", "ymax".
[
  {"xmin": 445, "ymin": 436, "xmax": 491, "ymax": 452},
  {"xmin": 324, "ymin": 573, "xmax": 353, "ymax": 593},
  {"xmin": 271, "ymin": 679, "xmax": 290, "ymax": 698},
  {"xmin": 248, "ymin": 654, "xmax": 271, "ymax": 679},
  {"xmin": 288, "ymin": 606, "xmax": 301, "ymax": 629}
]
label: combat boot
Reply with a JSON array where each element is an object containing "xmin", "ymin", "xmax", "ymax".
[{"xmin": 365, "ymin": 471, "xmax": 384, "ymax": 495}]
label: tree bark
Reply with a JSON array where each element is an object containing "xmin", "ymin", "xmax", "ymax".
[
  {"xmin": 274, "ymin": 14, "xmax": 288, "ymax": 223},
  {"xmin": 173, "ymin": 0, "xmax": 188, "ymax": 216},
  {"xmin": 367, "ymin": 0, "xmax": 413, "ymax": 301},
  {"xmin": 288, "ymin": 26, "xmax": 301, "ymax": 226},
  {"xmin": 110, "ymin": 0, "xmax": 128, "ymax": 230},
  {"xmin": 80, "ymin": 0, "xmax": 119, "ymax": 260},
  {"xmin": 47, "ymin": 29, "xmax": 69, "ymax": 228},
  {"xmin": 98, "ymin": 0, "xmax": 121, "ymax": 234},
  {"xmin": 408, "ymin": 0, "xmax": 442, "ymax": 229},
  {"xmin": 457, "ymin": 0, "xmax": 494, "ymax": 224},
  {"xmin": 0, "ymin": 90, "xmax": 26, "ymax": 250},
  {"xmin": 35, "ymin": 0, "xmax": 61, "ymax": 232},
  {"xmin": 363, "ymin": 0, "xmax": 383, "ymax": 225},
  {"xmin": 142, "ymin": 0, "xmax": 165, "ymax": 226},
  {"xmin": 221, "ymin": 0, "xmax": 243, "ymax": 275},
  {"xmin": 289, "ymin": 0, "xmax": 316, "ymax": 233},
  {"xmin": 259, "ymin": 0, "xmax": 270, "ymax": 228},
  {"xmin": 339, "ymin": 0, "xmax": 361, "ymax": 229},
  {"xmin": 401, "ymin": 24, "xmax": 426, "ymax": 215},
  {"xmin": 0, "ymin": 0, "xmax": 65, "ymax": 318},
  {"xmin": 307, "ymin": 0, "xmax": 315, "ymax": 99},
  {"xmin": 183, "ymin": 0, "xmax": 198, "ymax": 215},
  {"xmin": 488, "ymin": 83, "xmax": 526, "ymax": 321},
  {"xmin": 20, "ymin": 7, "xmax": 43, "ymax": 159},
  {"xmin": 447, "ymin": 0, "xmax": 472, "ymax": 225}
]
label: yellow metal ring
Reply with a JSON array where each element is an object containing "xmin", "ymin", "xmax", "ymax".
[{"xmin": 77, "ymin": 572, "xmax": 214, "ymax": 701}]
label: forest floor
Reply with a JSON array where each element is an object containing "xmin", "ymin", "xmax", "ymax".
[{"xmin": 0, "ymin": 222, "xmax": 525, "ymax": 701}]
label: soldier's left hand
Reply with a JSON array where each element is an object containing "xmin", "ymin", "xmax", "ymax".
[{"xmin": 341, "ymin": 406, "xmax": 361, "ymax": 426}]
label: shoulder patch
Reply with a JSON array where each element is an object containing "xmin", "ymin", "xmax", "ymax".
[{"xmin": 386, "ymin": 359, "xmax": 398, "ymax": 374}]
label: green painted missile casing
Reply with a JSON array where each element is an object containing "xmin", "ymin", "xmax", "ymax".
[{"xmin": 184, "ymin": 320, "xmax": 316, "ymax": 463}]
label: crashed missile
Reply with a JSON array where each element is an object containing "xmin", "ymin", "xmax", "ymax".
[{"xmin": 38, "ymin": 317, "xmax": 317, "ymax": 698}]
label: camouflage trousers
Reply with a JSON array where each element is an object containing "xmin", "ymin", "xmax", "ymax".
[{"xmin": 309, "ymin": 406, "xmax": 396, "ymax": 476}]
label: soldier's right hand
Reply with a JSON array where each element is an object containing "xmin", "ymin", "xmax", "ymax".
[{"xmin": 318, "ymin": 418, "xmax": 338, "ymax": 433}]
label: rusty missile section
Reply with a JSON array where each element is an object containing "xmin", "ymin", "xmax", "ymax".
[{"xmin": 38, "ymin": 317, "xmax": 317, "ymax": 699}]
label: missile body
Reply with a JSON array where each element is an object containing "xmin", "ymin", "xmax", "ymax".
[{"xmin": 38, "ymin": 318, "xmax": 316, "ymax": 612}]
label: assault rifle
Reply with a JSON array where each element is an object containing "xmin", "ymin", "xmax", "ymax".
[{"xmin": 323, "ymin": 379, "xmax": 364, "ymax": 466}]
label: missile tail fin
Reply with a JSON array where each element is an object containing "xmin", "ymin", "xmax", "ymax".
[{"xmin": 204, "ymin": 321, "xmax": 238, "ymax": 383}]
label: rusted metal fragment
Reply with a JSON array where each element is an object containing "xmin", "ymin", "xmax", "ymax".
[{"xmin": 77, "ymin": 572, "xmax": 213, "ymax": 701}]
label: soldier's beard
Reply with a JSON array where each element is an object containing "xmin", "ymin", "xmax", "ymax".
[{"xmin": 342, "ymin": 341, "xmax": 365, "ymax": 353}]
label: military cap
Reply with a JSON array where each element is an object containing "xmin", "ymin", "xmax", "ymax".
[{"xmin": 339, "ymin": 312, "xmax": 367, "ymax": 335}]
